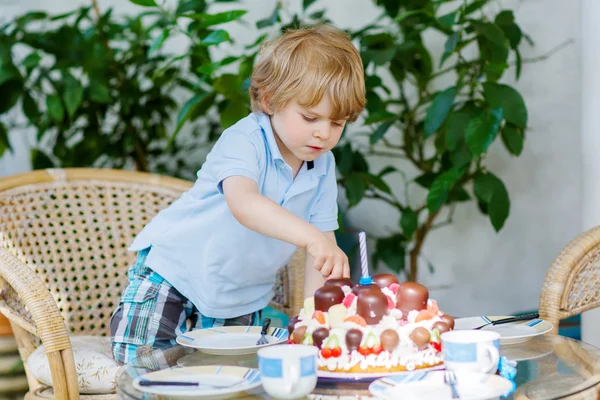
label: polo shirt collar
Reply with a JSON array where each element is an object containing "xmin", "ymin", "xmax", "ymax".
[{"xmin": 254, "ymin": 112, "xmax": 327, "ymax": 177}]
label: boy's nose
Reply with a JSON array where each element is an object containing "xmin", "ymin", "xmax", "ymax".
[{"xmin": 314, "ymin": 126, "xmax": 330, "ymax": 140}]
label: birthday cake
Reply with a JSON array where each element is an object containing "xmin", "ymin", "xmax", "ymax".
[{"xmin": 287, "ymin": 274, "xmax": 454, "ymax": 373}]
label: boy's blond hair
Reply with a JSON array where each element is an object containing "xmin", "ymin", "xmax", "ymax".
[{"xmin": 250, "ymin": 24, "xmax": 366, "ymax": 122}]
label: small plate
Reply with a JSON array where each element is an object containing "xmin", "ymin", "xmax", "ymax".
[
  {"xmin": 454, "ymin": 316, "xmax": 553, "ymax": 345},
  {"xmin": 133, "ymin": 365, "xmax": 261, "ymax": 399},
  {"xmin": 369, "ymin": 370, "xmax": 515, "ymax": 400},
  {"xmin": 176, "ymin": 326, "xmax": 288, "ymax": 355},
  {"xmin": 317, "ymin": 364, "xmax": 444, "ymax": 382}
]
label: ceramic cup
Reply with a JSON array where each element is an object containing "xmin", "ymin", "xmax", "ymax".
[
  {"xmin": 257, "ymin": 344, "xmax": 318, "ymax": 399},
  {"xmin": 441, "ymin": 330, "xmax": 501, "ymax": 374}
]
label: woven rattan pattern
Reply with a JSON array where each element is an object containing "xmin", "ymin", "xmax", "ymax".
[
  {"xmin": 565, "ymin": 246, "xmax": 600, "ymax": 312},
  {"xmin": 0, "ymin": 180, "xmax": 181, "ymax": 336}
]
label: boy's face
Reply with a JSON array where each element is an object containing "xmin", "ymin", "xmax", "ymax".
[{"xmin": 268, "ymin": 93, "xmax": 346, "ymax": 171}]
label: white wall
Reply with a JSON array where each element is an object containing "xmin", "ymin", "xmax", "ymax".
[{"xmin": 0, "ymin": 1, "xmax": 585, "ymax": 320}]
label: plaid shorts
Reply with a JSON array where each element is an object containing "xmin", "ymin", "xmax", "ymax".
[{"xmin": 110, "ymin": 247, "xmax": 261, "ymax": 364}]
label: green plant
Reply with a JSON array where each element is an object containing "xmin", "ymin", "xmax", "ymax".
[
  {"xmin": 334, "ymin": 0, "xmax": 532, "ymax": 281},
  {"xmin": 0, "ymin": 0, "xmax": 253, "ymax": 179}
]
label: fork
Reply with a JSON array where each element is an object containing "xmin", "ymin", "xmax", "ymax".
[
  {"xmin": 473, "ymin": 313, "xmax": 539, "ymax": 330},
  {"xmin": 444, "ymin": 370, "xmax": 460, "ymax": 399},
  {"xmin": 256, "ymin": 318, "xmax": 271, "ymax": 345}
]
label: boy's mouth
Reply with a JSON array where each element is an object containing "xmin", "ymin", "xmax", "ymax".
[{"xmin": 307, "ymin": 146, "xmax": 323, "ymax": 152}]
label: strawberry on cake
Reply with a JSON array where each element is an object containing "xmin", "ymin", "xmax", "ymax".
[{"xmin": 287, "ymin": 274, "xmax": 455, "ymax": 373}]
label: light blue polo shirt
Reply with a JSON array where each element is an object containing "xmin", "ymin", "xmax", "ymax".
[{"xmin": 129, "ymin": 112, "xmax": 339, "ymax": 318}]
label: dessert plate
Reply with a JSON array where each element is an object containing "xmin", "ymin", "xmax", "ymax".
[
  {"xmin": 369, "ymin": 370, "xmax": 515, "ymax": 399},
  {"xmin": 317, "ymin": 364, "xmax": 444, "ymax": 382},
  {"xmin": 176, "ymin": 325, "xmax": 288, "ymax": 355},
  {"xmin": 454, "ymin": 316, "xmax": 552, "ymax": 345},
  {"xmin": 133, "ymin": 365, "xmax": 261, "ymax": 399}
]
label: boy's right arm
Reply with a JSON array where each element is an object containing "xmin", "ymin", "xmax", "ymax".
[{"xmin": 222, "ymin": 175, "xmax": 350, "ymax": 279}]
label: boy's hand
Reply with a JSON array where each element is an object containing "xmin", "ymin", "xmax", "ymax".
[{"xmin": 306, "ymin": 233, "xmax": 350, "ymax": 279}]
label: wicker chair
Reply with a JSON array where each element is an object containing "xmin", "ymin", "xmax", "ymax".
[
  {"xmin": 539, "ymin": 226, "xmax": 600, "ymax": 335},
  {"xmin": 0, "ymin": 168, "xmax": 305, "ymax": 400}
]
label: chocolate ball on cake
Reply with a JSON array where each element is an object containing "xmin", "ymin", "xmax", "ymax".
[
  {"xmin": 345, "ymin": 329, "xmax": 363, "ymax": 352},
  {"xmin": 396, "ymin": 282, "xmax": 429, "ymax": 315},
  {"xmin": 372, "ymin": 273, "xmax": 399, "ymax": 289},
  {"xmin": 292, "ymin": 326, "xmax": 307, "ymax": 344},
  {"xmin": 433, "ymin": 321, "xmax": 451, "ymax": 334},
  {"xmin": 312, "ymin": 327, "xmax": 330, "ymax": 349},
  {"xmin": 352, "ymin": 282, "xmax": 378, "ymax": 296},
  {"xmin": 439, "ymin": 314, "xmax": 455, "ymax": 330},
  {"xmin": 380, "ymin": 329, "xmax": 400, "ymax": 352},
  {"xmin": 287, "ymin": 315, "xmax": 300, "ymax": 336},
  {"xmin": 314, "ymin": 285, "xmax": 345, "ymax": 312},
  {"xmin": 357, "ymin": 286, "xmax": 389, "ymax": 325},
  {"xmin": 410, "ymin": 327, "xmax": 431, "ymax": 350},
  {"xmin": 324, "ymin": 278, "xmax": 354, "ymax": 289}
]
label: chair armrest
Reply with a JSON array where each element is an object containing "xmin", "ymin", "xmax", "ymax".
[{"xmin": 0, "ymin": 247, "xmax": 71, "ymax": 352}]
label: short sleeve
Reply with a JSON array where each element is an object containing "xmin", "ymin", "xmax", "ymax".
[
  {"xmin": 204, "ymin": 130, "xmax": 264, "ymax": 193},
  {"xmin": 309, "ymin": 153, "xmax": 340, "ymax": 232}
]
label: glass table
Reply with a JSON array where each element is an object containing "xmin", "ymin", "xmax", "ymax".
[{"xmin": 116, "ymin": 335, "xmax": 600, "ymax": 399}]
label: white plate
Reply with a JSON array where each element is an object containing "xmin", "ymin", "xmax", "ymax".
[
  {"xmin": 317, "ymin": 364, "xmax": 444, "ymax": 382},
  {"xmin": 454, "ymin": 316, "xmax": 553, "ymax": 345},
  {"xmin": 133, "ymin": 365, "xmax": 261, "ymax": 399},
  {"xmin": 175, "ymin": 325, "xmax": 288, "ymax": 355},
  {"xmin": 369, "ymin": 370, "xmax": 515, "ymax": 400}
]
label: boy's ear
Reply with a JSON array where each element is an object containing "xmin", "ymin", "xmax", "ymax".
[{"xmin": 260, "ymin": 96, "xmax": 273, "ymax": 115}]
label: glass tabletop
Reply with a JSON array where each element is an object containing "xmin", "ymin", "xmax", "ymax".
[{"xmin": 115, "ymin": 334, "xmax": 600, "ymax": 400}]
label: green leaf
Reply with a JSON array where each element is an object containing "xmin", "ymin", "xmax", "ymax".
[
  {"xmin": 448, "ymin": 187, "xmax": 470, "ymax": 203},
  {"xmin": 345, "ymin": 173, "xmax": 366, "ymax": 207},
  {"xmin": 501, "ymin": 124, "xmax": 524, "ymax": 156},
  {"xmin": 465, "ymin": 107, "xmax": 503, "ymax": 156},
  {"xmin": 445, "ymin": 111, "xmax": 470, "ymax": 151},
  {"xmin": 22, "ymin": 52, "xmax": 42, "ymax": 70},
  {"xmin": 364, "ymin": 111, "xmax": 397, "ymax": 125},
  {"xmin": 303, "ymin": 0, "xmax": 317, "ymax": 11},
  {"xmin": 63, "ymin": 76, "xmax": 83, "ymax": 118},
  {"xmin": 440, "ymin": 32, "xmax": 459, "ymax": 67},
  {"xmin": 148, "ymin": 28, "xmax": 170, "ymax": 57},
  {"xmin": 370, "ymin": 120, "xmax": 393, "ymax": 144},
  {"xmin": 256, "ymin": 5, "xmax": 280, "ymax": 29},
  {"xmin": 427, "ymin": 168, "xmax": 463, "ymax": 211},
  {"xmin": 213, "ymin": 74, "xmax": 243, "ymax": 98},
  {"xmin": 89, "ymin": 81, "xmax": 111, "ymax": 103},
  {"xmin": 482, "ymin": 83, "xmax": 528, "ymax": 128},
  {"xmin": 378, "ymin": 166, "xmax": 397, "ymax": 177},
  {"xmin": 474, "ymin": 172, "xmax": 510, "ymax": 231},
  {"xmin": 0, "ymin": 64, "xmax": 20, "ymax": 86},
  {"xmin": 22, "ymin": 92, "xmax": 39, "ymax": 123},
  {"xmin": 495, "ymin": 11, "xmax": 522, "ymax": 49},
  {"xmin": 437, "ymin": 12, "xmax": 457, "ymax": 30},
  {"xmin": 515, "ymin": 49, "xmax": 522, "ymax": 80},
  {"xmin": 0, "ymin": 79, "xmax": 23, "ymax": 114},
  {"xmin": 309, "ymin": 10, "xmax": 326, "ymax": 19},
  {"xmin": 414, "ymin": 172, "xmax": 437, "ymax": 189},
  {"xmin": 129, "ymin": 0, "xmax": 157, "ymax": 6},
  {"xmin": 333, "ymin": 143, "xmax": 353, "ymax": 175},
  {"xmin": 219, "ymin": 98, "xmax": 248, "ymax": 128},
  {"xmin": 373, "ymin": 235, "xmax": 406, "ymax": 273},
  {"xmin": 172, "ymin": 93, "xmax": 208, "ymax": 142},
  {"xmin": 176, "ymin": 0, "xmax": 207, "ymax": 14},
  {"xmin": 366, "ymin": 173, "xmax": 391, "ymax": 194},
  {"xmin": 450, "ymin": 144, "xmax": 472, "ymax": 168},
  {"xmin": 201, "ymin": 29, "xmax": 230, "ymax": 45},
  {"xmin": 0, "ymin": 122, "xmax": 9, "ymax": 157},
  {"xmin": 46, "ymin": 95, "xmax": 64, "ymax": 123},
  {"xmin": 424, "ymin": 86, "xmax": 456, "ymax": 138},
  {"xmin": 473, "ymin": 22, "xmax": 507, "ymax": 46},
  {"xmin": 181, "ymin": 10, "xmax": 247, "ymax": 27},
  {"xmin": 400, "ymin": 209, "xmax": 418, "ymax": 238},
  {"xmin": 31, "ymin": 148, "xmax": 54, "ymax": 169}
]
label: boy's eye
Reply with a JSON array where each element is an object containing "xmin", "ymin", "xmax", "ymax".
[
  {"xmin": 302, "ymin": 115, "xmax": 317, "ymax": 122},
  {"xmin": 332, "ymin": 122, "xmax": 344, "ymax": 127}
]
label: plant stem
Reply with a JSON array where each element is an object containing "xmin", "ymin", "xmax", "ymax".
[
  {"xmin": 408, "ymin": 208, "xmax": 440, "ymax": 281},
  {"xmin": 91, "ymin": 0, "xmax": 101, "ymax": 19}
]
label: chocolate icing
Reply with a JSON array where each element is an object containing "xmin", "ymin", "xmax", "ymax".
[
  {"xmin": 372, "ymin": 273, "xmax": 399, "ymax": 289},
  {"xmin": 345, "ymin": 329, "xmax": 363, "ymax": 352},
  {"xmin": 357, "ymin": 286, "xmax": 388, "ymax": 324},
  {"xmin": 324, "ymin": 278, "xmax": 353, "ymax": 289},
  {"xmin": 314, "ymin": 285, "xmax": 345, "ymax": 312},
  {"xmin": 312, "ymin": 327, "xmax": 329, "ymax": 349},
  {"xmin": 396, "ymin": 282, "xmax": 429, "ymax": 315}
]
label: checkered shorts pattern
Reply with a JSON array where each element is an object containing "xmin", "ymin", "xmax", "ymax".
[{"xmin": 110, "ymin": 248, "xmax": 260, "ymax": 364}]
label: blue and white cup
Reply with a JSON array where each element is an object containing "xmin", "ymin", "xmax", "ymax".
[
  {"xmin": 441, "ymin": 330, "xmax": 501, "ymax": 374},
  {"xmin": 257, "ymin": 344, "xmax": 318, "ymax": 399}
]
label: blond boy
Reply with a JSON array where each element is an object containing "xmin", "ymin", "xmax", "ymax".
[{"xmin": 110, "ymin": 24, "xmax": 366, "ymax": 363}]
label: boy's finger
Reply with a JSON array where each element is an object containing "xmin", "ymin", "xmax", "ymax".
[
  {"xmin": 320, "ymin": 259, "xmax": 334, "ymax": 277},
  {"xmin": 342, "ymin": 261, "xmax": 350, "ymax": 278}
]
